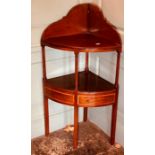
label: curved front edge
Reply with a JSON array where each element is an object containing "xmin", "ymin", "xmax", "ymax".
[
  {"xmin": 44, "ymin": 87, "xmax": 74, "ymax": 106},
  {"xmin": 77, "ymin": 91, "xmax": 116, "ymax": 107},
  {"xmin": 44, "ymin": 87, "xmax": 116, "ymax": 107}
]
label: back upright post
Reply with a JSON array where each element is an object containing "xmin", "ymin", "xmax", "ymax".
[
  {"xmin": 110, "ymin": 51, "xmax": 121, "ymax": 144},
  {"xmin": 83, "ymin": 52, "xmax": 89, "ymax": 122},
  {"xmin": 74, "ymin": 51, "xmax": 79, "ymax": 149}
]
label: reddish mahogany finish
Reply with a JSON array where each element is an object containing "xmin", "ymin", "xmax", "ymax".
[
  {"xmin": 74, "ymin": 52, "xmax": 79, "ymax": 148},
  {"xmin": 44, "ymin": 71, "xmax": 116, "ymax": 107},
  {"xmin": 40, "ymin": 3, "xmax": 122, "ymax": 149},
  {"xmin": 84, "ymin": 52, "xmax": 89, "ymax": 121},
  {"xmin": 41, "ymin": 4, "xmax": 121, "ymax": 52}
]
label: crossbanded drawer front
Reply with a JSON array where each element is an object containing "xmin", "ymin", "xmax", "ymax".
[
  {"xmin": 78, "ymin": 93, "xmax": 115, "ymax": 107},
  {"xmin": 45, "ymin": 88, "xmax": 74, "ymax": 105}
]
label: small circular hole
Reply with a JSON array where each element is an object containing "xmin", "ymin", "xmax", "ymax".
[{"xmin": 96, "ymin": 42, "xmax": 101, "ymax": 45}]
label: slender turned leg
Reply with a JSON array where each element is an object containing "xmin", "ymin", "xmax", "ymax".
[
  {"xmin": 74, "ymin": 51, "xmax": 79, "ymax": 149},
  {"xmin": 110, "ymin": 104, "xmax": 117, "ymax": 144},
  {"xmin": 110, "ymin": 89, "xmax": 118, "ymax": 144},
  {"xmin": 83, "ymin": 52, "xmax": 89, "ymax": 122},
  {"xmin": 44, "ymin": 96, "xmax": 49, "ymax": 136},
  {"xmin": 42, "ymin": 46, "xmax": 49, "ymax": 135},
  {"xmin": 83, "ymin": 108, "xmax": 88, "ymax": 122},
  {"xmin": 74, "ymin": 106, "xmax": 79, "ymax": 148}
]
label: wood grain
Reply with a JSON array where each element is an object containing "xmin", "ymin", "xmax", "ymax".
[{"xmin": 41, "ymin": 3, "xmax": 122, "ymax": 52}]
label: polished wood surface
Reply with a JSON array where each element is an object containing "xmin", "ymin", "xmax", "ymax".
[
  {"xmin": 41, "ymin": 3, "xmax": 122, "ymax": 52},
  {"xmin": 44, "ymin": 96, "xmax": 49, "ymax": 136},
  {"xmin": 111, "ymin": 52, "xmax": 121, "ymax": 144},
  {"xmin": 44, "ymin": 71, "xmax": 115, "ymax": 92},
  {"xmin": 83, "ymin": 52, "xmax": 89, "ymax": 121},
  {"xmin": 41, "ymin": 46, "xmax": 47, "ymax": 80},
  {"xmin": 40, "ymin": 3, "xmax": 122, "ymax": 149},
  {"xmin": 74, "ymin": 52, "xmax": 79, "ymax": 148},
  {"xmin": 44, "ymin": 71, "xmax": 116, "ymax": 107}
]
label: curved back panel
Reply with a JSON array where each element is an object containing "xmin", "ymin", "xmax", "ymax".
[{"xmin": 41, "ymin": 3, "xmax": 122, "ymax": 52}]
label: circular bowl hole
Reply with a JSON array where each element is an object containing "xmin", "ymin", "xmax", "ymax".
[{"xmin": 95, "ymin": 42, "xmax": 101, "ymax": 45}]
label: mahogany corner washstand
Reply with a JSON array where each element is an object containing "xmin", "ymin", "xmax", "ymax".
[{"xmin": 40, "ymin": 3, "xmax": 122, "ymax": 149}]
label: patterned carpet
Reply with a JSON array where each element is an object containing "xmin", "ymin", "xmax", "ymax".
[{"xmin": 32, "ymin": 121, "xmax": 124, "ymax": 155}]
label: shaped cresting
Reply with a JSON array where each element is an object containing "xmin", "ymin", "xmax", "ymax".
[
  {"xmin": 41, "ymin": 3, "xmax": 122, "ymax": 52},
  {"xmin": 40, "ymin": 3, "xmax": 122, "ymax": 149}
]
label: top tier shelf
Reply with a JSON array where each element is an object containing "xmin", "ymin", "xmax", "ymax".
[{"xmin": 41, "ymin": 3, "xmax": 122, "ymax": 52}]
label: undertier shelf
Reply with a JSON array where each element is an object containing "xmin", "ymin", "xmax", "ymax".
[{"xmin": 44, "ymin": 71, "xmax": 116, "ymax": 107}]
